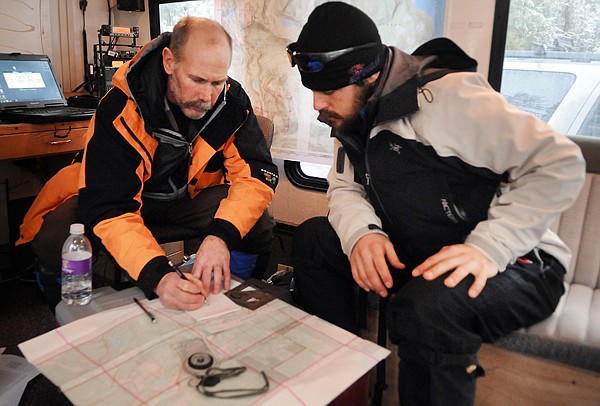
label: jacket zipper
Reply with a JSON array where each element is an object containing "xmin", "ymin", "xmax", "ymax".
[{"xmin": 364, "ymin": 135, "xmax": 396, "ymax": 229}]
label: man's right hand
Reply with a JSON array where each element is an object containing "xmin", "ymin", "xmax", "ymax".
[
  {"xmin": 155, "ymin": 272, "xmax": 209, "ymax": 310},
  {"xmin": 350, "ymin": 233, "xmax": 404, "ymax": 297}
]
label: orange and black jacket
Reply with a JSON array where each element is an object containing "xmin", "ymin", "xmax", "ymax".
[{"xmin": 17, "ymin": 33, "xmax": 278, "ymax": 296}]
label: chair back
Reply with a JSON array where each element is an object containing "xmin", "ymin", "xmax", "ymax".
[
  {"xmin": 256, "ymin": 115, "xmax": 274, "ymax": 148},
  {"xmin": 551, "ymin": 135, "xmax": 600, "ymax": 287}
]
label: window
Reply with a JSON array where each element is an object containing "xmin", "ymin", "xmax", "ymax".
[
  {"xmin": 299, "ymin": 162, "xmax": 331, "ymax": 179},
  {"xmin": 493, "ymin": 0, "xmax": 600, "ymax": 138},
  {"xmin": 501, "ymin": 69, "xmax": 574, "ymax": 123},
  {"xmin": 286, "ymin": 161, "xmax": 328, "ymax": 191},
  {"xmin": 149, "ymin": 0, "xmax": 215, "ymax": 38}
]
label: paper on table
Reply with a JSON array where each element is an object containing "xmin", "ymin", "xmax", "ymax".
[{"xmin": 187, "ymin": 291, "xmax": 241, "ymax": 321}]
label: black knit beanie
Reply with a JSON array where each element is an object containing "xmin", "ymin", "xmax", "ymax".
[{"xmin": 294, "ymin": 2, "xmax": 386, "ymax": 91}]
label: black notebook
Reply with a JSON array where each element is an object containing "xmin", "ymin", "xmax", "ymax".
[{"xmin": 0, "ymin": 53, "xmax": 96, "ymax": 124}]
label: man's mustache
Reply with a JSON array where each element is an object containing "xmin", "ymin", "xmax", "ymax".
[
  {"xmin": 183, "ymin": 100, "xmax": 214, "ymax": 110},
  {"xmin": 317, "ymin": 110, "xmax": 342, "ymax": 125}
]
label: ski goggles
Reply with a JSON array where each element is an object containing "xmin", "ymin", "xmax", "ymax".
[{"xmin": 286, "ymin": 42, "xmax": 379, "ymax": 72}]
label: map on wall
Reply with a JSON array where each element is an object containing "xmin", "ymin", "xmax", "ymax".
[
  {"xmin": 0, "ymin": 0, "xmax": 50, "ymax": 55},
  {"xmin": 158, "ymin": 0, "xmax": 445, "ymax": 163}
]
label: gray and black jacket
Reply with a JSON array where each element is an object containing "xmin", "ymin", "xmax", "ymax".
[{"xmin": 327, "ymin": 38, "xmax": 585, "ymax": 273}]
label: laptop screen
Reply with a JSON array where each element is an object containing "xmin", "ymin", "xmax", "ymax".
[{"xmin": 0, "ymin": 54, "xmax": 66, "ymax": 110}]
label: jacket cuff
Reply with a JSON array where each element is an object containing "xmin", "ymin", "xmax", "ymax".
[
  {"xmin": 138, "ymin": 255, "xmax": 172, "ymax": 299},
  {"xmin": 343, "ymin": 224, "xmax": 389, "ymax": 257},
  {"xmin": 464, "ymin": 236, "xmax": 509, "ymax": 272},
  {"xmin": 205, "ymin": 218, "xmax": 242, "ymax": 250}
]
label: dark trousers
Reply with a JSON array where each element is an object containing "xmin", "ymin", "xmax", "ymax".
[
  {"xmin": 293, "ymin": 217, "xmax": 566, "ymax": 406},
  {"xmin": 31, "ymin": 185, "xmax": 275, "ymax": 303}
]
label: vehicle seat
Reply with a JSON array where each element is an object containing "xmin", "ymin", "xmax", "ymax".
[
  {"xmin": 476, "ymin": 135, "xmax": 600, "ymax": 404},
  {"xmin": 492, "ymin": 135, "xmax": 600, "ymax": 370}
]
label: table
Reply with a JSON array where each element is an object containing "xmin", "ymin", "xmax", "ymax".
[
  {"xmin": 54, "ymin": 285, "xmax": 146, "ymax": 325},
  {"xmin": 0, "ymin": 119, "xmax": 89, "ymax": 271},
  {"xmin": 0, "ymin": 120, "xmax": 89, "ymax": 161},
  {"xmin": 20, "ymin": 284, "xmax": 390, "ymax": 405}
]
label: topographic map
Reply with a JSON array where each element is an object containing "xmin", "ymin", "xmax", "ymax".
[{"xmin": 19, "ymin": 294, "xmax": 389, "ymax": 405}]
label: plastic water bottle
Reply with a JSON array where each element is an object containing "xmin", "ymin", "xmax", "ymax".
[{"xmin": 61, "ymin": 223, "xmax": 92, "ymax": 305}]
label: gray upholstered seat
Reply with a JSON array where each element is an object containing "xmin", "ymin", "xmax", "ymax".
[{"xmin": 494, "ymin": 135, "xmax": 600, "ymax": 372}]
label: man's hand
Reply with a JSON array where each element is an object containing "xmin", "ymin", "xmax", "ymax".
[
  {"xmin": 350, "ymin": 233, "xmax": 404, "ymax": 297},
  {"xmin": 155, "ymin": 271, "xmax": 208, "ymax": 310},
  {"xmin": 191, "ymin": 235, "xmax": 231, "ymax": 294},
  {"xmin": 412, "ymin": 244, "xmax": 499, "ymax": 298}
]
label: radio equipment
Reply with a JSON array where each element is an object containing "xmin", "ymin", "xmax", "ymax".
[
  {"xmin": 93, "ymin": 25, "xmax": 140, "ymax": 96},
  {"xmin": 99, "ymin": 25, "xmax": 139, "ymax": 38}
]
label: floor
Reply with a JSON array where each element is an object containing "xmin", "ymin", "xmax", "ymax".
[{"xmin": 0, "ymin": 266, "xmax": 72, "ymax": 405}]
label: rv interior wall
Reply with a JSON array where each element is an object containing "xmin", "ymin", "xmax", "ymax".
[
  {"xmin": 0, "ymin": 1, "xmax": 151, "ymax": 200},
  {"xmin": 60, "ymin": 0, "xmax": 151, "ymax": 93},
  {"xmin": 269, "ymin": 161, "xmax": 330, "ymax": 226}
]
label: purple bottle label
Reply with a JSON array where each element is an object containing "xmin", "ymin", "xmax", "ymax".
[{"xmin": 62, "ymin": 257, "xmax": 92, "ymax": 275}]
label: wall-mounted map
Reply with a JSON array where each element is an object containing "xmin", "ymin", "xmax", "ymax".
[{"xmin": 158, "ymin": 0, "xmax": 445, "ymax": 163}]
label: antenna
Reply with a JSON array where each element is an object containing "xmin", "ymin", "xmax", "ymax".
[
  {"xmin": 72, "ymin": 0, "xmax": 92, "ymax": 93},
  {"xmin": 108, "ymin": 0, "xmax": 113, "ymax": 27}
]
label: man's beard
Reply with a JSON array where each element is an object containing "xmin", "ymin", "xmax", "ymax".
[
  {"xmin": 316, "ymin": 84, "xmax": 371, "ymax": 132},
  {"xmin": 317, "ymin": 110, "xmax": 344, "ymax": 128},
  {"xmin": 318, "ymin": 111, "xmax": 362, "ymax": 133}
]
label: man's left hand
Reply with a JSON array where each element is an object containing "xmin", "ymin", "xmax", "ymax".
[
  {"xmin": 412, "ymin": 244, "xmax": 498, "ymax": 298},
  {"xmin": 191, "ymin": 235, "xmax": 231, "ymax": 294}
]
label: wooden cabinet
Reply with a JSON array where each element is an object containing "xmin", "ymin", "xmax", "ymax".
[{"xmin": 0, "ymin": 120, "xmax": 89, "ymax": 160}]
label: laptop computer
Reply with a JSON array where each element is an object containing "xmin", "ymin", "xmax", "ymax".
[{"xmin": 0, "ymin": 53, "xmax": 96, "ymax": 124}]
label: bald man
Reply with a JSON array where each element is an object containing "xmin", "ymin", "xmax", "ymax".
[{"xmin": 20, "ymin": 17, "xmax": 278, "ymax": 310}]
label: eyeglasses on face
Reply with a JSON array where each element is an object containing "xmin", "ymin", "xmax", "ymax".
[{"xmin": 286, "ymin": 42, "xmax": 379, "ymax": 72}]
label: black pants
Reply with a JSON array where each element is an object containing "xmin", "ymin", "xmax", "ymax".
[
  {"xmin": 293, "ymin": 217, "xmax": 566, "ymax": 406},
  {"xmin": 31, "ymin": 185, "xmax": 275, "ymax": 304}
]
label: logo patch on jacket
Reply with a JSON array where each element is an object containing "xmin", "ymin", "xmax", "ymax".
[
  {"xmin": 389, "ymin": 142, "xmax": 402, "ymax": 155},
  {"xmin": 441, "ymin": 198, "xmax": 467, "ymax": 223},
  {"xmin": 261, "ymin": 169, "xmax": 279, "ymax": 188}
]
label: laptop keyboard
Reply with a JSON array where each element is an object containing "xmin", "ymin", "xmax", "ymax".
[{"xmin": 28, "ymin": 106, "xmax": 94, "ymax": 115}]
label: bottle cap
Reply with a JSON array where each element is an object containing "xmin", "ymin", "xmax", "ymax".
[{"xmin": 70, "ymin": 223, "xmax": 85, "ymax": 235}]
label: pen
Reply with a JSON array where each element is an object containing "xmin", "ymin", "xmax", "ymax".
[
  {"xmin": 170, "ymin": 261, "xmax": 188, "ymax": 280},
  {"xmin": 133, "ymin": 297, "xmax": 156, "ymax": 323},
  {"xmin": 170, "ymin": 261, "xmax": 208, "ymax": 303}
]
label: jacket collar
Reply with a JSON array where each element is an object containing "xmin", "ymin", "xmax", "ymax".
[
  {"xmin": 369, "ymin": 38, "xmax": 478, "ymax": 127},
  {"xmin": 111, "ymin": 33, "xmax": 244, "ymax": 143}
]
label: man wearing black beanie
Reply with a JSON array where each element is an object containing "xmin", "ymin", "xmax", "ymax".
[{"xmin": 290, "ymin": 2, "xmax": 585, "ymax": 406}]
